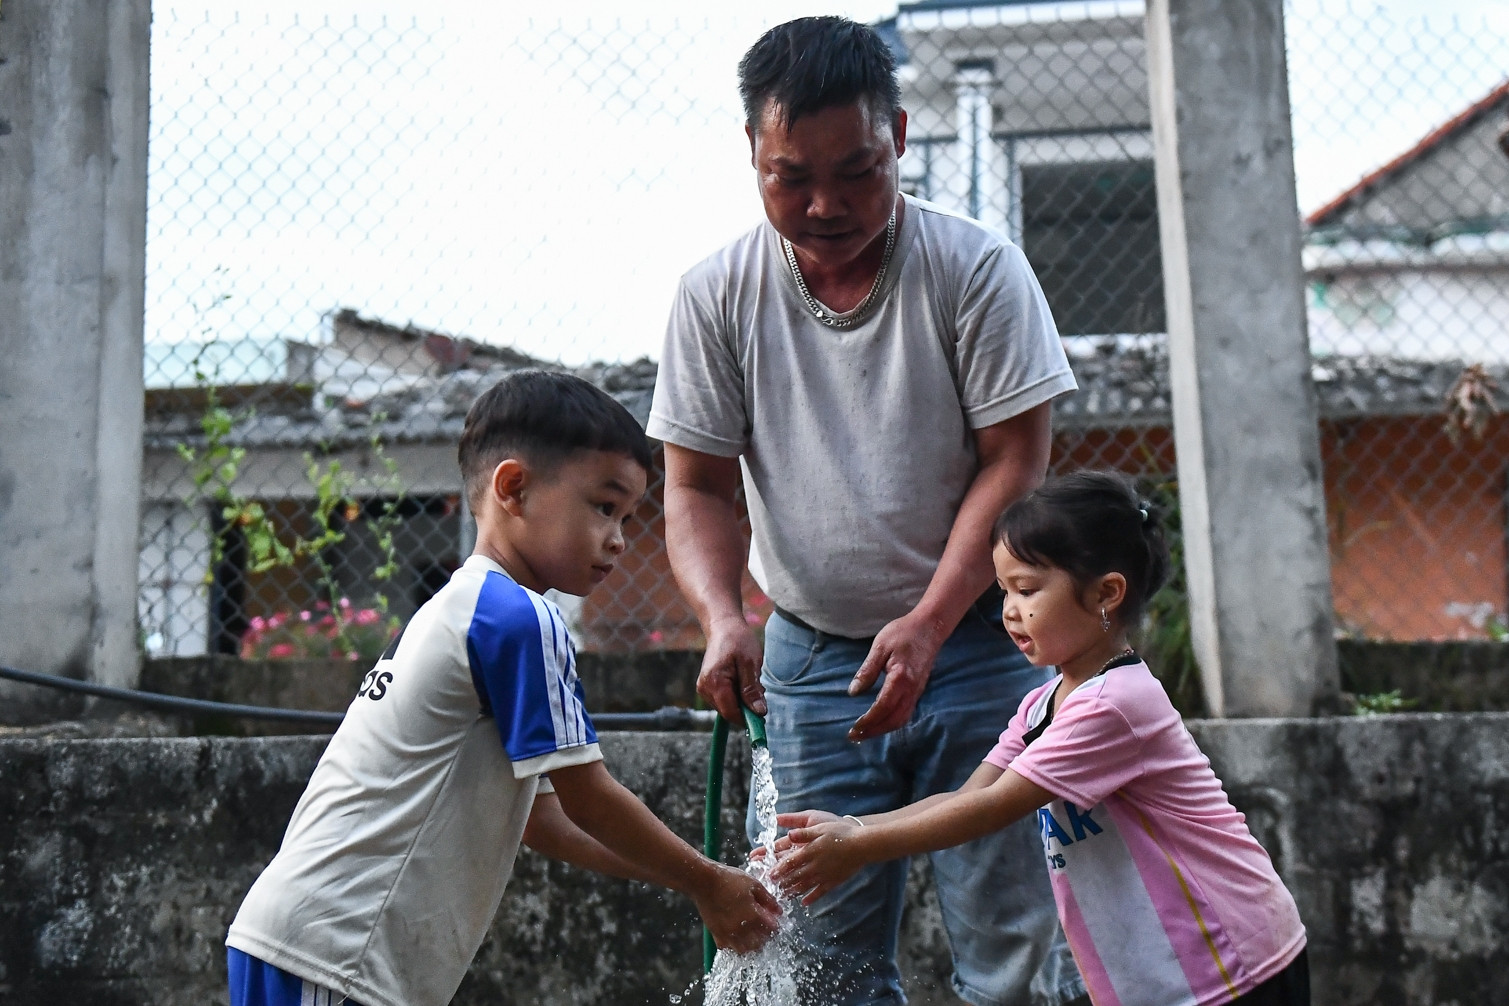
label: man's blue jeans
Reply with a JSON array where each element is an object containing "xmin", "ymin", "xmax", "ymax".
[{"xmin": 752, "ymin": 608, "xmax": 1086, "ymax": 1006}]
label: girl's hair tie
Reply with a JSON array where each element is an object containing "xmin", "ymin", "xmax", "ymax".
[{"xmin": 1137, "ymin": 503, "xmax": 1150, "ymax": 523}]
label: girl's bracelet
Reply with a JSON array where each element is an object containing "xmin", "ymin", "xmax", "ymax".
[{"xmin": 842, "ymin": 814, "xmax": 865, "ymax": 827}]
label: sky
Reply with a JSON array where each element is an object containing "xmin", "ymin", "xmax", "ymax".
[{"xmin": 145, "ymin": 0, "xmax": 1509, "ymax": 374}]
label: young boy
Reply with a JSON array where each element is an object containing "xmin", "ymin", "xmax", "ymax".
[{"xmin": 225, "ymin": 371, "xmax": 781, "ymax": 1006}]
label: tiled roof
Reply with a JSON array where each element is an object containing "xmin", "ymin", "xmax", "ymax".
[
  {"xmin": 144, "ymin": 321, "xmax": 1506, "ymax": 451},
  {"xmin": 144, "ymin": 313, "xmax": 658, "ymax": 451},
  {"xmin": 1307, "ymin": 80, "xmax": 1509, "ymax": 232},
  {"xmin": 1056, "ymin": 337, "xmax": 1508, "ymax": 428}
]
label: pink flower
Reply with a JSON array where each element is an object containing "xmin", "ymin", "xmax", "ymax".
[
  {"xmin": 299, "ymin": 609, "xmax": 312, "ymax": 622},
  {"xmin": 649, "ymin": 630, "xmax": 665, "ymax": 644},
  {"xmin": 315, "ymin": 601, "xmax": 330, "ymax": 612},
  {"xmin": 339, "ymin": 597, "xmax": 352, "ymax": 610},
  {"xmin": 268, "ymin": 643, "xmax": 296, "ymax": 659},
  {"xmin": 249, "ymin": 615, "xmax": 267, "ymax": 633},
  {"xmin": 353, "ymin": 608, "xmax": 380, "ymax": 626},
  {"xmin": 345, "ymin": 651, "xmax": 359, "ymax": 661},
  {"xmin": 268, "ymin": 612, "xmax": 288, "ymax": 628}
]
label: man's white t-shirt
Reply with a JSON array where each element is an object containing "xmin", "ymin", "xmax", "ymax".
[
  {"xmin": 227, "ymin": 555, "xmax": 601, "ymax": 1006},
  {"xmin": 649, "ymin": 195, "xmax": 1077, "ymax": 637}
]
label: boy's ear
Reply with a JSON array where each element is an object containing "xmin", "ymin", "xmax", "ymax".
[{"xmin": 491, "ymin": 458, "xmax": 529, "ymax": 516}]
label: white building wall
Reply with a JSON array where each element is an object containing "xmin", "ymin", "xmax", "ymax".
[{"xmin": 1306, "ymin": 240, "xmax": 1509, "ymax": 364}]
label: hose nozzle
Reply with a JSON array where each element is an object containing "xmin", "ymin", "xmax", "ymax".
[{"xmin": 742, "ymin": 706, "xmax": 768, "ymax": 748}]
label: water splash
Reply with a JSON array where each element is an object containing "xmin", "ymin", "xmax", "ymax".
[{"xmin": 677, "ymin": 743, "xmax": 822, "ymax": 1006}]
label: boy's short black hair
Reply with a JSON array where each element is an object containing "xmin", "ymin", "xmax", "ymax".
[
  {"xmin": 458, "ymin": 371, "xmax": 652, "ymax": 508},
  {"xmin": 994, "ymin": 470, "xmax": 1172, "ymax": 628},
  {"xmin": 738, "ymin": 16, "xmax": 902, "ymax": 133}
]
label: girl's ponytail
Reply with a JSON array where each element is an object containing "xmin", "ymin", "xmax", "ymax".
[{"xmin": 1138, "ymin": 494, "xmax": 1171, "ymax": 603}]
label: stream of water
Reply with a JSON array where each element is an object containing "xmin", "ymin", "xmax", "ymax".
[{"xmin": 671, "ymin": 744, "xmax": 825, "ymax": 1006}]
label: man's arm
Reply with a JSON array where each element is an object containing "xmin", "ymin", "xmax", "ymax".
[
  {"xmin": 847, "ymin": 403, "xmax": 1052, "ymax": 741},
  {"xmin": 662, "ymin": 443, "xmax": 766, "ymax": 721},
  {"xmin": 548, "ymin": 759, "xmax": 780, "ymax": 953}
]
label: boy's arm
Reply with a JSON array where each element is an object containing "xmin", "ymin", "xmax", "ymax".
[
  {"xmin": 522, "ymin": 791, "xmax": 658, "ymax": 883},
  {"xmin": 770, "ymin": 766, "xmax": 1051, "ymax": 905},
  {"xmin": 547, "ymin": 759, "xmax": 781, "ymax": 953}
]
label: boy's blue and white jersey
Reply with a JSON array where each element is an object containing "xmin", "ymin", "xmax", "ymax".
[{"xmin": 227, "ymin": 556, "xmax": 600, "ymax": 1006}]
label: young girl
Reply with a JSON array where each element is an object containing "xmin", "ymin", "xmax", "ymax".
[{"xmin": 769, "ymin": 470, "xmax": 1309, "ymax": 1006}]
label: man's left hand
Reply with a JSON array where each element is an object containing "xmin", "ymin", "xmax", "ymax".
[{"xmin": 846, "ymin": 612, "xmax": 946, "ymax": 741}]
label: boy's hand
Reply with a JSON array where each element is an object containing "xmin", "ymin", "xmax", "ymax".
[
  {"xmin": 768, "ymin": 817, "xmax": 868, "ymax": 906},
  {"xmin": 693, "ymin": 864, "xmax": 782, "ymax": 954}
]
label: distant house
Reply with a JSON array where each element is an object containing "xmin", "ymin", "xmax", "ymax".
[
  {"xmin": 1305, "ymin": 80, "xmax": 1509, "ymax": 364},
  {"xmin": 1301, "ymin": 81, "xmax": 1509, "ymax": 639},
  {"xmin": 880, "ymin": 0, "xmax": 1162, "ymax": 338},
  {"xmin": 139, "ymin": 310, "xmax": 681, "ymax": 657}
]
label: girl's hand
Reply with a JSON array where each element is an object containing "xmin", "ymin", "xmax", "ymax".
[
  {"xmin": 776, "ymin": 809, "xmax": 842, "ymax": 830},
  {"xmin": 756, "ymin": 810, "xmax": 844, "ymax": 862},
  {"xmin": 768, "ymin": 819, "xmax": 869, "ymax": 905}
]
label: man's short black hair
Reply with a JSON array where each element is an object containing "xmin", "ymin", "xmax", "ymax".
[
  {"xmin": 458, "ymin": 370, "xmax": 652, "ymax": 508},
  {"xmin": 738, "ymin": 16, "xmax": 902, "ymax": 133}
]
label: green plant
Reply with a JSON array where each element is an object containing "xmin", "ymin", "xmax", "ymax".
[
  {"xmin": 1352, "ymin": 689, "xmax": 1419, "ymax": 716},
  {"xmin": 288, "ymin": 421, "xmax": 406, "ymax": 649},
  {"xmin": 175, "ymin": 337, "xmax": 406, "ymax": 660},
  {"xmin": 174, "ymin": 347, "xmax": 276, "ymax": 575},
  {"xmin": 1136, "ymin": 473, "xmax": 1207, "ymax": 718}
]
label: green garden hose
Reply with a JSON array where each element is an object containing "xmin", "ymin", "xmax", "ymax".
[{"xmin": 703, "ymin": 705, "xmax": 767, "ymax": 972}]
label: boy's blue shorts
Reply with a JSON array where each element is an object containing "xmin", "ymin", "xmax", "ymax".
[{"xmin": 228, "ymin": 947, "xmax": 364, "ymax": 1006}]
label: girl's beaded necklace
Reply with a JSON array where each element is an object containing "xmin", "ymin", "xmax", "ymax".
[{"xmin": 1094, "ymin": 647, "xmax": 1137, "ymax": 677}]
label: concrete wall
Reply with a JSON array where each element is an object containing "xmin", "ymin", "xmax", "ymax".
[
  {"xmin": 0, "ymin": 0, "xmax": 151, "ymax": 706},
  {"xmin": 3, "ymin": 716, "xmax": 1508, "ymax": 1005}
]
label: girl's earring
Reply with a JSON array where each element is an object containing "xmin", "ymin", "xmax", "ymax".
[{"xmin": 1100, "ymin": 606, "xmax": 1110, "ymax": 633}]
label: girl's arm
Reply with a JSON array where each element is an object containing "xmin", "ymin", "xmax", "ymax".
[
  {"xmin": 770, "ymin": 766, "xmax": 1052, "ymax": 905},
  {"xmin": 775, "ymin": 761, "xmax": 1005, "ymax": 836}
]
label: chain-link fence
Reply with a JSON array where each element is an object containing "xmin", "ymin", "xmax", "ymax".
[
  {"xmin": 1289, "ymin": 5, "xmax": 1509, "ymax": 645},
  {"xmin": 140, "ymin": 2, "xmax": 1509, "ymax": 677}
]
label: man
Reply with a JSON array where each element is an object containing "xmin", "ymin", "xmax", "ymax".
[{"xmin": 648, "ymin": 16, "xmax": 1086, "ymax": 1006}]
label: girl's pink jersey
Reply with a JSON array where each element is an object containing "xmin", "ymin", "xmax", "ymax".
[{"xmin": 985, "ymin": 659, "xmax": 1305, "ymax": 1006}]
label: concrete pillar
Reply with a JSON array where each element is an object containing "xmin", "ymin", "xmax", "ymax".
[
  {"xmin": 0, "ymin": 0, "xmax": 150, "ymax": 709},
  {"xmin": 1144, "ymin": 0, "xmax": 1338, "ymax": 716}
]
